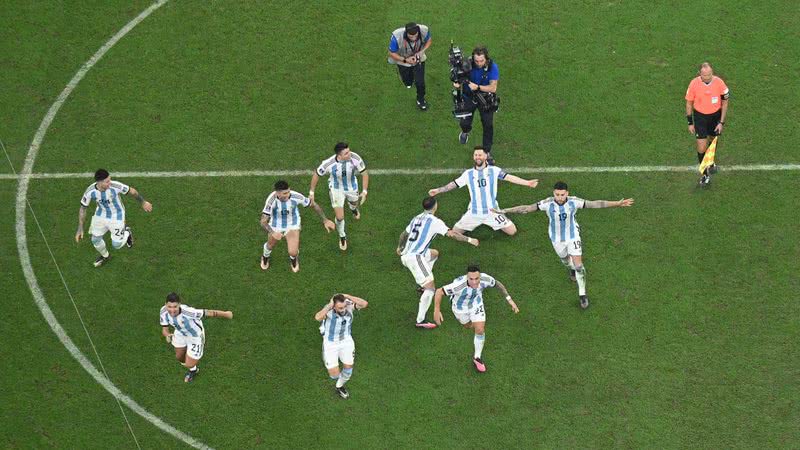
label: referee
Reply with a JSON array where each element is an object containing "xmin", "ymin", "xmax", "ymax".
[{"xmin": 685, "ymin": 62, "xmax": 730, "ymax": 186}]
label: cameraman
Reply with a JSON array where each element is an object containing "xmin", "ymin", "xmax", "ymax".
[
  {"xmin": 454, "ymin": 46, "xmax": 499, "ymax": 161},
  {"xmin": 388, "ymin": 22, "xmax": 432, "ymax": 111}
]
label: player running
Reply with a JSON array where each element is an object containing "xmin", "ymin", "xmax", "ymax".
[
  {"xmin": 75, "ymin": 169, "xmax": 153, "ymax": 267},
  {"xmin": 397, "ymin": 196, "xmax": 479, "ymax": 329},
  {"xmin": 160, "ymin": 292, "xmax": 233, "ymax": 383},
  {"xmin": 427, "ymin": 146, "xmax": 538, "ymax": 236},
  {"xmin": 308, "ymin": 142, "xmax": 369, "ymax": 251},
  {"xmin": 433, "ymin": 265, "xmax": 519, "ymax": 373},
  {"xmin": 314, "ymin": 293, "xmax": 369, "ymax": 399},
  {"xmin": 495, "ymin": 181, "xmax": 634, "ymax": 309},
  {"xmin": 260, "ymin": 180, "xmax": 336, "ymax": 272}
]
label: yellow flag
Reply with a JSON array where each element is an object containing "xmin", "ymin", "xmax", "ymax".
[{"xmin": 698, "ymin": 137, "xmax": 718, "ymax": 174}]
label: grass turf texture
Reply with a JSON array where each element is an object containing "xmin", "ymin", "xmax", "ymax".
[{"xmin": 2, "ymin": 0, "xmax": 799, "ymax": 448}]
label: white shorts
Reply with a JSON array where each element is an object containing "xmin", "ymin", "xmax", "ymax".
[
  {"xmin": 552, "ymin": 239, "xmax": 583, "ymax": 259},
  {"xmin": 322, "ymin": 337, "xmax": 355, "ymax": 369},
  {"xmin": 400, "ymin": 251, "xmax": 434, "ymax": 286},
  {"xmin": 172, "ymin": 332, "xmax": 205, "ymax": 360},
  {"xmin": 329, "ymin": 189, "xmax": 359, "ymax": 209},
  {"xmin": 454, "ymin": 211, "xmax": 513, "ymax": 231},
  {"xmin": 272, "ymin": 224, "xmax": 302, "ymax": 235},
  {"xmin": 89, "ymin": 216, "xmax": 126, "ymax": 240},
  {"xmin": 452, "ymin": 303, "xmax": 486, "ymax": 325}
]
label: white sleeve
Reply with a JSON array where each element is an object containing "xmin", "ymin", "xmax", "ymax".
[
  {"xmin": 316, "ymin": 161, "xmax": 331, "ymax": 177},
  {"xmin": 292, "ymin": 193, "xmax": 311, "ymax": 207},
  {"xmin": 262, "ymin": 194, "xmax": 275, "ymax": 215},
  {"xmin": 454, "ymin": 171, "xmax": 470, "ymax": 188},
  {"xmin": 443, "ymin": 281, "xmax": 459, "ymax": 296},
  {"xmin": 572, "ymin": 197, "xmax": 586, "ymax": 208},
  {"xmin": 182, "ymin": 306, "xmax": 205, "ymax": 319},
  {"xmin": 80, "ymin": 191, "xmax": 92, "ymax": 207},
  {"xmin": 352, "ymin": 154, "xmax": 366, "ymax": 172},
  {"xmin": 159, "ymin": 312, "xmax": 169, "ymax": 326},
  {"xmin": 111, "ymin": 181, "xmax": 130, "ymax": 194},
  {"xmin": 536, "ymin": 198, "xmax": 551, "ymax": 211},
  {"xmin": 433, "ymin": 217, "xmax": 450, "ymax": 236},
  {"xmin": 480, "ymin": 273, "xmax": 496, "ymax": 288}
]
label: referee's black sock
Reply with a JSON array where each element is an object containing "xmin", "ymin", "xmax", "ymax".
[{"xmin": 697, "ymin": 152, "xmax": 704, "ymax": 163}]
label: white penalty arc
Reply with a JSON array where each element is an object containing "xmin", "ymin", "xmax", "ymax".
[{"xmin": 14, "ymin": 1, "xmax": 211, "ymax": 449}]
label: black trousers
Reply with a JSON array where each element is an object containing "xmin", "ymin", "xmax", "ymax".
[
  {"xmin": 398, "ymin": 62, "xmax": 426, "ymax": 101},
  {"xmin": 459, "ymin": 98, "xmax": 495, "ymax": 152}
]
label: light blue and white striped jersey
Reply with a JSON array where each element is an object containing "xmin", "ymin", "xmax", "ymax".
[
  {"xmin": 401, "ymin": 212, "xmax": 450, "ymax": 256},
  {"xmin": 321, "ymin": 301, "xmax": 355, "ymax": 343},
  {"xmin": 316, "ymin": 152, "xmax": 366, "ymax": 192},
  {"xmin": 537, "ymin": 196, "xmax": 586, "ymax": 242},
  {"xmin": 262, "ymin": 190, "xmax": 312, "ymax": 230},
  {"xmin": 443, "ymin": 273, "xmax": 497, "ymax": 311},
  {"xmin": 160, "ymin": 305, "xmax": 205, "ymax": 337},
  {"xmin": 80, "ymin": 181, "xmax": 130, "ymax": 221},
  {"xmin": 454, "ymin": 166, "xmax": 508, "ymax": 215}
]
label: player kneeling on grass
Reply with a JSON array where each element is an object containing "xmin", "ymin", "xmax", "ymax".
[
  {"xmin": 260, "ymin": 180, "xmax": 335, "ymax": 273},
  {"xmin": 433, "ymin": 265, "xmax": 519, "ymax": 373},
  {"xmin": 308, "ymin": 142, "xmax": 369, "ymax": 251},
  {"xmin": 160, "ymin": 292, "xmax": 233, "ymax": 383},
  {"xmin": 75, "ymin": 169, "xmax": 153, "ymax": 267},
  {"xmin": 315, "ymin": 293, "xmax": 368, "ymax": 399},
  {"xmin": 494, "ymin": 181, "xmax": 633, "ymax": 310}
]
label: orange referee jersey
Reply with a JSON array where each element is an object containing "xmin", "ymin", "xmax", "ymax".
[{"xmin": 685, "ymin": 76, "xmax": 729, "ymax": 114}]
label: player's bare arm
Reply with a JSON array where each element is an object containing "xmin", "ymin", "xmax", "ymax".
[
  {"xmin": 75, "ymin": 205, "xmax": 87, "ymax": 242},
  {"xmin": 308, "ymin": 172, "xmax": 320, "ymax": 203},
  {"xmin": 314, "ymin": 302, "xmax": 334, "ymax": 321},
  {"xmin": 311, "ymin": 202, "xmax": 336, "ymax": 232},
  {"xmin": 428, "ymin": 181, "xmax": 458, "ymax": 196},
  {"xmin": 161, "ymin": 325, "xmax": 173, "ymax": 343},
  {"xmin": 584, "ymin": 198, "xmax": 634, "ymax": 209},
  {"xmin": 128, "ymin": 186, "xmax": 153, "ymax": 212},
  {"xmin": 204, "ymin": 309, "xmax": 234, "ymax": 319},
  {"xmin": 446, "ymin": 229, "xmax": 479, "ymax": 247},
  {"xmin": 493, "ymin": 204, "xmax": 539, "ymax": 215},
  {"xmin": 359, "ymin": 171, "xmax": 369, "ymax": 204},
  {"xmin": 493, "ymin": 280, "xmax": 520, "ymax": 314},
  {"xmin": 343, "ymin": 294, "xmax": 368, "ymax": 309},
  {"xmin": 396, "ymin": 230, "xmax": 409, "ymax": 255},
  {"xmin": 433, "ymin": 288, "xmax": 445, "ymax": 325},
  {"xmin": 503, "ymin": 174, "xmax": 539, "ymax": 188}
]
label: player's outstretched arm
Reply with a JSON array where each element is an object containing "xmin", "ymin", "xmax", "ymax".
[
  {"xmin": 311, "ymin": 202, "xmax": 335, "ymax": 232},
  {"xmin": 75, "ymin": 205, "xmax": 87, "ymax": 243},
  {"xmin": 493, "ymin": 204, "xmax": 539, "ymax": 215},
  {"xmin": 396, "ymin": 230, "xmax": 409, "ymax": 255},
  {"xmin": 128, "ymin": 187, "xmax": 153, "ymax": 212},
  {"xmin": 314, "ymin": 301, "xmax": 334, "ymax": 321},
  {"xmin": 584, "ymin": 198, "xmax": 634, "ymax": 209},
  {"xmin": 428, "ymin": 181, "xmax": 458, "ymax": 197},
  {"xmin": 503, "ymin": 174, "xmax": 539, "ymax": 188},
  {"xmin": 343, "ymin": 294, "xmax": 368, "ymax": 309},
  {"xmin": 308, "ymin": 172, "xmax": 320, "ymax": 204},
  {"xmin": 359, "ymin": 171, "xmax": 369, "ymax": 205},
  {"xmin": 446, "ymin": 229, "xmax": 479, "ymax": 247},
  {"xmin": 493, "ymin": 280, "xmax": 519, "ymax": 313},
  {"xmin": 433, "ymin": 288, "xmax": 445, "ymax": 325},
  {"xmin": 204, "ymin": 309, "xmax": 233, "ymax": 319}
]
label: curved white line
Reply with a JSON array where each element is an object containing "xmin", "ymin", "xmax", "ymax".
[{"xmin": 15, "ymin": 1, "xmax": 211, "ymax": 448}]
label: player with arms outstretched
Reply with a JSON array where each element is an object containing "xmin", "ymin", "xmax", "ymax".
[{"xmin": 314, "ymin": 293, "xmax": 368, "ymax": 399}]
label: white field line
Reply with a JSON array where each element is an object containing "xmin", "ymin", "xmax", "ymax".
[
  {"xmin": 2, "ymin": 163, "xmax": 800, "ymax": 180},
  {"xmin": 13, "ymin": 1, "xmax": 211, "ymax": 449}
]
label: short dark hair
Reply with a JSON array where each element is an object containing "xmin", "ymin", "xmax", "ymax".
[
  {"xmin": 94, "ymin": 169, "xmax": 110, "ymax": 181},
  {"xmin": 473, "ymin": 146, "xmax": 487, "ymax": 153},
  {"xmin": 422, "ymin": 196, "xmax": 437, "ymax": 211},
  {"xmin": 467, "ymin": 264, "xmax": 480, "ymax": 273},
  {"xmin": 334, "ymin": 142, "xmax": 349, "ymax": 154},
  {"xmin": 473, "ymin": 46, "xmax": 489, "ymax": 59},
  {"xmin": 274, "ymin": 180, "xmax": 290, "ymax": 191},
  {"xmin": 332, "ymin": 294, "xmax": 347, "ymax": 304},
  {"xmin": 553, "ymin": 181, "xmax": 569, "ymax": 191},
  {"xmin": 405, "ymin": 22, "xmax": 420, "ymax": 35},
  {"xmin": 165, "ymin": 292, "xmax": 181, "ymax": 304}
]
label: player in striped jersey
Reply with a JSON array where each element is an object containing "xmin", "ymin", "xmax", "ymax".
[
  {"xmin": 75, "ymin": 169, "xmax": 153, "ymax": 267},
  {"xmin": 397, "ymin": 196, "xmax": 479, "ymax": 329},
  {"xmin": 433, "ymin": 265, "xmax": 518, "ymax": 372},
  {"xmin": 428, "ymin": 146, "xmax": 538, "ymax": 236},
  {"xmin": 314, "ymin": 293, "xmax": 368, "ymax": 399},
  {"xmin": 260, "ymin": 180, "xmax": 335, "ymax": 272},
  {"xmin": 495, "ymin": 181, "xmax": 634, "ymax": 309},
  {"xmin": 308, "ymin": 142, "xmax": 369, "ymax": 251},
  {"xmin": 160, "ymin": 292, "xmax": 233, "ymax": 383}
]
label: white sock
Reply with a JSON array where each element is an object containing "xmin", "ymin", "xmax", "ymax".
[
  {"xmin": 335, "ymin": 218, "xmax": 346, "ymax": 237},
  {"xmin": 474, "ymin": 334, "xmax": 485, "ymax": 359},
  {"xmin": 91, "ymin": 236, "xmax": 109, "ymax": 258},
  {"xmin": 263, "ymin": 242, "xmax": 272, "ymax": 257},
  {"xmin": 416, "ymin": 289, "xmax": 434, "ymax": 323},
  {"xmin": 575, "ymin": 265, "xmax": 587, "ymax": 296},
  {"xmin": 336, "ymin": 367, "xmax": 352, "ymax": 387}
]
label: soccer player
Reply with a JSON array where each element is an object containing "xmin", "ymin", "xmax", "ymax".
[
  {"xmin": 432, "ymin": 264, "xmax": 519, "ymax": 373},
  {"xmin": 308, "ymin": 142, "xmax": 369, "ymax": 251},
  {"xmin": 397, "ymin": 196, "xmax": 479, "ymax": 329},
  {"xmin": 260, "ymin": 180, "xmax": 335, "ymax": 272},
  {"xmin": 495, "ymin": 181, "xmax": 634, "ymax": 309},
  {"xmin": 685, "ymin": 62, "xmax": 730, "ymax": 186},
  {"xmin": 75, "ymin": 169, "xmax": 153, "ymax": 267},
  {"xmin": 427, "ymin": 146, "xmax": 538, "ymax": 236},
  {"xmin": 314, "ymin": 293, "xmax": 368, "ymax": 399},
  {"xmin": 160, "ymin": 292, "xmax": 233, "ymax": 383}
]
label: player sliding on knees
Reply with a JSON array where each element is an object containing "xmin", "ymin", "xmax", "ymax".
[
  {"xmin": 315, "ymin": 293, "xmax": 368, "ymax": 399},
  {"xmin": 260, "ymin": 180, "xmax": 335, "ymax": 273},
  {"xmin": 397, "ymin": 196, "xmax": 479, "ymax": 329},
  {"xmin": 160, "ymin": 292, "xmax": 233, "ymax": 383},
  {"xmin": 308, "ymin": 142, "xmax": 369, "ymax": 251},
  {"xmin": 75, "ymin": 169, "xmax": 153, "ymax": 267},
  {"xmin": 494, "ymin": 181, "xmax": 634, "ymax": 310},
  {"xmin": 433, "ymin": 264, "xmax": 519, "ymax": 373},
  {"xmin": 428, "ymin": 146, "xmax": 538, "ymax": 236}
]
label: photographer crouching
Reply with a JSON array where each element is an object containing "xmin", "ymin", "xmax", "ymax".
[{"xmin": 451, "ymin": 45, "xmax": 500, "ymax": 163}]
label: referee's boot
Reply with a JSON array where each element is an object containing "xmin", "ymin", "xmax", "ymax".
[
  {"xmin": 416, "ymin": 98, "xmax": 428, "ymax": 111},
  {"xmin": 699, "ymin": 174, "xmax": 711, "ymax": 187}
]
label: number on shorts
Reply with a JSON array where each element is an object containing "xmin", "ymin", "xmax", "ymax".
[
  {"xmin": 113, "ymin": 228, "xmax": 123, "ymax": 237},
  {"xmin": 190, "ymin": 343, "xmax": 202, "ymax": 353},
  {"xmin": 573, "ymin": 241, "xmax": 582, "ymax": 249},
  {"xmin": 475, "ymin": 304, "xmax": 485, "ymax": 314},
  {"xmin": 495, "ymin": 214, "xmax": 507, "ymax": 224},
  {"xmin": 408, "ymin": 222, "xmax": 422, "ymax": 242}
]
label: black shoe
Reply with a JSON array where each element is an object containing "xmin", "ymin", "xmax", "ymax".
[
  {"xmin": 699, "ymin": 175, "xmax": 711, "ymax": 187},
  {"xmin": 335, "ymin": 386, "xmax": 349, "ymax": 399},
  {"xmin": 459, "ymin": 131, "xmax": 470, "ymax": 144},
  {"xmin": 339, "ymin": 236, "xmax": 348, "ymax": 251},
  {"xmin": 569, "ymin": 269, "xmax": 577, "ymax": 282},
  {"xmin": 350, "ymin": 207, "xmax": 361, "ymax": 220},
  {"xmin": 184, "ymin": 368, "xmax": 199, "ymax": 383},
  {"xmin": 579, "ymin": 295, "xmax": 589, "ymax": 310},
  {"xmin": 125, "ymin": 226, "xmax": 133, "ymax": 248},
  {"xmin": 416, "ymin": 99, "xmax": 428, "ymax": 111},
  {"xmin": 93, "ymin": 254, "xmax": 110, "ymax": 268},
  {"xmin": 708, "ymin": 164, "xmax": 718, "ymax": 174},
  {"xmin": 289, "ymin": 256, "xmax": 300, "ymax": 273},
  {"xmin": 260, "ymin": 255, "xmax": 270, "ymax": 270},
  {"xmin": 415, "ymin": 286, "xmax": 424, "ymax": 295}
]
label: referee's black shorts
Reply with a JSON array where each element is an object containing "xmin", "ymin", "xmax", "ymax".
[{"xmin": 692, "ymin": 109, "xmax": 722, "ymax": 139}]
